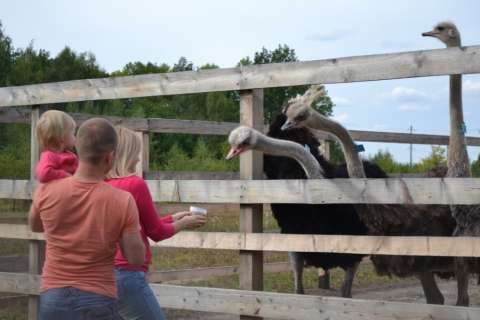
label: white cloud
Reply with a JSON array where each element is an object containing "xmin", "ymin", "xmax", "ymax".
[
  {"xmin": 397, "ymin": 104, "xmax": 430, "ymax": 112},
  {"xmin": 333, "ymin": 112, "xmax": 349, "ymax": 123},
  {"xmin": 465, "ymin": 80, "xmax": 480, "ymax": 93},
  {"xmin": 332, "ymin": 96, "xmax": 352, "ymax": 106},
  {"xmin": 391, "ymin": 86, "xmax": 428, "ymax": 102}
]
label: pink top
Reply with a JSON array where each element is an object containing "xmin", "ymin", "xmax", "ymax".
[
  {"xmin": 36, "ymin": 150, "xmax": 78, "ymax": 183},
  {"xmin": 106, "ymin": 175, "xmax": 175, "ymax": 272}
]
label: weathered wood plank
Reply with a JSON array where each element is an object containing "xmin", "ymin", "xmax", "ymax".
[
  {"xmin": 152, "ymin": 284, "xmax": 480, "ymax": 320},
  {"xmin": 152, "ymin": 232, "xmax": 480, "ymax": 257},
  {"xmin": 147, "ymin": 262, "xmax": 290, "ymax": 283},
  {"xmin": 239, "ymin": 90, "xmax": 264, "ymax": 319},
  {"xmin": 3, "ymin": 109, "xmax": 480, "ymax": 146},
  {"xmin": 1, "ymin": 272, "xmax": 478, "ymax": 320},
  {"xmin": 0, "ymin": 46, "xmax": 479, "ymax": 107},
  {"xmin": 3, "ymin": 224, "xmax": 480, "ymax": 257},
  {"xmin": 4, "ymin": 178, "xmax": 480, "ymax": 205}
]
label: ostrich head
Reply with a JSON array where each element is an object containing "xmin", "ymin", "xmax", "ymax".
[
  {"xmin": 226, "ymin": 126, "xmax": 259, "ymax": 159},
  {"xmin": 422, "ymin": 21, "xmax": 461, "ymax": 47},
  {"xmin": 281, "ymin": 84, "xmax": 326, "ymax": 130}
]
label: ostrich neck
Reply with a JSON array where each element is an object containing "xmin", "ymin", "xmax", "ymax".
[
  {"xmin": 306, "ymin": 112, "xmax": 366, "ymax": 178},
  {"xmin": 255, "ymin": 134, "xmax": 324, "ymax": 179},
  {"xmin": 447, "ymin": 72, "xmax": 470, "ymax": 177}
]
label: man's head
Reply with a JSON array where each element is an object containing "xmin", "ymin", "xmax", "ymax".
[{"xmin": 76, "ymin": 118, "xmax": 118, "ymax": 173}]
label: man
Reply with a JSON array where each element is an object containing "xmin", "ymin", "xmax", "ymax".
[{"xmin": 29, "ymin": 118, "xmax": 145, "ymax": 320}]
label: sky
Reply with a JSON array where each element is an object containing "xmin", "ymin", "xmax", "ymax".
[{"xmin": 1, "ymin": 0, "xmax": 480, "ymax": 163}]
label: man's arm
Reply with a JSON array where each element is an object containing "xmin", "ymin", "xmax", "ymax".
[
  {"xmin": 119, "ymin": 232, "xmax": 145, "ymax": 266},
  {"xmin": 28, "ymin": 206, "xmax": 44, "ymax": 233}
]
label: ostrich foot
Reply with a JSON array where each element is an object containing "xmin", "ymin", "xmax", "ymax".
[{"xmin": 318, "ymin": 269, "xmax": 330, "ymax": 289}]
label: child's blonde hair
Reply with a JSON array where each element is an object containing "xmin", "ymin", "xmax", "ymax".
[
  {"xmin": 107, "ymin": 126, "xmax": 142, "ymax": 178},
  {"xmin": 36, "ymin": 110, "xmax": 76, "ymax": 151}
]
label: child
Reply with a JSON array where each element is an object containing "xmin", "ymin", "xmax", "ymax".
[{"xmin": 35, "ymin": 110, "xmax": 78, "ymax": 183}]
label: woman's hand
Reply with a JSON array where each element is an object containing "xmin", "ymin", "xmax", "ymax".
[
  {"xmin": 174, "ymin": 214, "xmax": 207, "ymax": 232},
  {"xmin": 171, "ymin": 211, "xmax": 191, "ymax": 222}
]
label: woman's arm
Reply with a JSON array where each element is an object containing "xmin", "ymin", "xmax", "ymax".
[{"xmin": 130, "ymin": 177, "xmax": 176, "ymax": 242}]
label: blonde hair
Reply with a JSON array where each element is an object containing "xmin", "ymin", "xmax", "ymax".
[
  {"xmin": 36, "ymin": 110, "xmax": 76, "ymax": 151},
  {"xmin": 107, "ymin": 126, "xmax": 141, "ymax": 178}
]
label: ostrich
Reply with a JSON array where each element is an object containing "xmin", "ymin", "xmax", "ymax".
[
  {"xmin": 423, "ymin": 21, "xmax": 479, "ymax": 306},
  {"xmin": 282, "ymin": 85, "xmax": 457, "ymax": 305},
  {"xmin": 227, "ymin": 123, "xmax": 369, "ymax": 297}
]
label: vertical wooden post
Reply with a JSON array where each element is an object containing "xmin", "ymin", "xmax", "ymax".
[
  {"xmin": 28, "ymin": 106, "xmax": 44, "ymax": 320},
  {"xmin": 239, "ymin": 89, "xmax": 263, "ymax": 319},
  {"xmin": 135, "ymin": 131, "xmax": 150, "ymax": 178}
]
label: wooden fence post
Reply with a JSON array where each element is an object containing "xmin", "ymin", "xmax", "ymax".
[
  {"xmin": 135, "ymin": 131, "xmax": 150, "ymax": 178},
  {"xmin": 239, "ymin": 89, "xmax": 264, "ymax": 320},
  {"xmin": 28, "ymin": 106, "xmax": 45, "ymax": 320}
]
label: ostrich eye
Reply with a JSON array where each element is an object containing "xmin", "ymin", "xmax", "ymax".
[
  {"xmin": 295, "ymin": 112, "xmax": 307, "ymax": 122},
  {"xmin": 437, "ymin": 26, "xmax": 445, "ymax": 31}
]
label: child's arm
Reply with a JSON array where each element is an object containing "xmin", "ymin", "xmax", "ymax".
[{"xmin": 36, "ymin": 152, "xmax": 71, "ymax": 183}]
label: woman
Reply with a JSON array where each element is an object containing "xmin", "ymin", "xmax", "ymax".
[{"xmin": 106, "ymin": 126, "xmax": 207, "ymax": 320}]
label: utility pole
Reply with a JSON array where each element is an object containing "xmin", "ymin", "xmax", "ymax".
[{"xmin": 409, "ymin": 125, "xmax": 413, "ymax": 167}]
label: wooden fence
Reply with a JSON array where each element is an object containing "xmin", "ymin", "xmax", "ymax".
[{"xmin": 1, "ymin": 45, "xmax": 480, "ymax": 319}]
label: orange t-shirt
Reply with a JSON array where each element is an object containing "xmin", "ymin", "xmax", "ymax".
[{"xmin": 31, "ymin": 177, "xmax": 140, "ymax": 298}]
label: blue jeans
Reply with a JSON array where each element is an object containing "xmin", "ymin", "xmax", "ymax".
[
  {"xmin": 115, "ymin": 269, "xmax": 167, "ymax": 320},
  {"xmin": 39, "ymin": 287, "xmax": 119, "ymax": 320}
]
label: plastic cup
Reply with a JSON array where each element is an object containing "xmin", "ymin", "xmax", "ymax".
[{"xmin": 190, "ymin": 206, "xmax": 207, "ymax": 216}]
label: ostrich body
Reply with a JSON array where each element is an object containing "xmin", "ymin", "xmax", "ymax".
[
  {"xmin": 423, "ymin": 21, "xmax": 480, "ymax": 306},
  {"xmin": 283, "ymin": 85, "xmax": 456, "ymax": 305},
  {"xmin": 227, "ymin": 123, "xmax": 368, "ymax": 297}
]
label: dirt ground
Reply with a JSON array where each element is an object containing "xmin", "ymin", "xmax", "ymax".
[{"xmin": 164, "ymin": 278, "xmax": 480, "ymax": 320}]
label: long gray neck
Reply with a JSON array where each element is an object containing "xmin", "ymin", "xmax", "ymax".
[
  {"xmin": 446, "ymin": 36, "xmax": 470, "ymax": 177},
  {"xmin": 255, "ymin": 134, "xmax": 324, "ymax": 179},
  {"xmin": 305, "ymin": 112, "xmax": 366, "ymax": 178}
]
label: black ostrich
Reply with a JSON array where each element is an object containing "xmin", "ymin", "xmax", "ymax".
[
  {"xmin": 283, "ymin": 85, "xmax": 457, "ymax": 305},
  {"xmin": 228, "ymin": 113, "xmax": 386, "ymax": 297}
]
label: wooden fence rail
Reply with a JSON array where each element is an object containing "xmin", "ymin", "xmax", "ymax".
[
  {"xmin": 0, "ymin": 272, "xmax": 478, "ymax": 320},
  {"xmin": 3, "ymin": 108, "xmax": 480, "ymax": 146},
  {"xmin": 0, "ymin": 46, "xmax": 480, "ymax": 107},
  {"xmin": 3, "ymin": 178, "xmax": 480, "ymax": 205},
  {"xmin": 2, "ymin": 224, "xmax": 480, "ymax": 257}
]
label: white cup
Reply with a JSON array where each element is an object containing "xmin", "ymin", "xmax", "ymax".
[{"xmin": 190, "ymin": 206, "xmax": 207, "ymax": 216}]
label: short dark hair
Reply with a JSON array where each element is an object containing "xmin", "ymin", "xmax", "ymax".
[{"xmin": 76, "ymin": 118, "xmax": 118, "ymax": 165}]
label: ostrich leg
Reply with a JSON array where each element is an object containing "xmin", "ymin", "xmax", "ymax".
[
  {"xmin": 318, "ymin": 268, "xmax": 330, "ymax": 289},
  {"xmin": 289, "ymin": 252, "xmax": 305, "ymax": 294},
  {"xmin": 418, "ymin": 272, "xmax": 445, "ymax": 305},
  {"xmin": 340, "ymin": 262, "xmax": 359, "ymax": 298},
  {"xmin": 455, "ymin": 258, "xmax": 470, "ymax": 306}
]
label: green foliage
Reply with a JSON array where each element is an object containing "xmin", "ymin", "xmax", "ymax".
[
  {"xmin": 471, "ymin": 154, "xmax": 480, "ymax": 177},
  {"xmin": 239, "ymin": 45, "xmax": 334, "ymax": 121},
  {"xmin": 0, "ymin": 22, "xmax": 14, "ymax": 86},
  {"xmin": 416, "ymin": 146, "xmax": 447, "ymax": 172},
  {"xmin": 0, "ymin": 124, "xmax": 30, "ymax": 179},
  {"xmin": 156, "ymin": 138, "xmax": 238, "ymax": 172}
]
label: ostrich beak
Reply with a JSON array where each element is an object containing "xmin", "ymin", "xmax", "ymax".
[
  {"xmin": 422, "ymin": 30, "xmax": 437, "ymax": 37},
  {"xmin": 281, "ymin": 120, "xmax": 296, "ymax": 131},
  {"xmin": 226, "ymin": 145, "xmax": 244, "ymax": 160}
]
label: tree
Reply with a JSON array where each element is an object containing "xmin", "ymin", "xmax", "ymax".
[
  {"xmin": 172, "ymin": 57, "xmax": 193, "ymax": 72},
  {"xmin": 416, "ymin": 146, "xmax": 447, "ymax": 172},
  {"xmin": 239, "ymin": 44, "xmax": 333, "ymax": 121},
  {"xmin": 0, "ymin": 21, "xmax": 13, "ymax": 86},
  {"xmin": 471, "ymin": 154, "xmax": 480, "ymax": 177}
]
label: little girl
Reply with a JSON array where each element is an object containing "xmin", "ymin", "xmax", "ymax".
[{"xmin": 35, "ymin": 110, "xmax": 78, "ymax": 183}]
